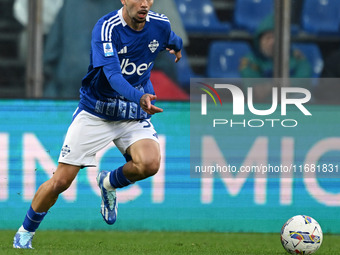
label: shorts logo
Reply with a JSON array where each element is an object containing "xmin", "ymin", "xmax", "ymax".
[
  {"xmin": 61, "ymin": 145, "xmax": 71, "ymax": 157},
  {"xmin": 148, "ymin": 39, "xmax": 159, "ymax": 53},
  {"xmin": 103, "ymin": 42, "xmax": 114, "ymax": 57}
]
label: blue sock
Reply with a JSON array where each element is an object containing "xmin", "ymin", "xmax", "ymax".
[
  {"xmin": 22, "ymin": 206, "xmax": 47, "ymax": 232},
  {"xmin": 109, "ymin": 166, "xmax": 133, "ymax": 188}
]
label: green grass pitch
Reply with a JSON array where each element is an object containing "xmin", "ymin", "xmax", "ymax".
[{"xmin": 1, "ymin": 230, "xmax": 340, "ymax": 254}]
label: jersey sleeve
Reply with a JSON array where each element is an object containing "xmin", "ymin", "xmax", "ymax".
[
  {"xmin": 90, "ymin": 20, "xmax": 144, "ymax": 105},
  {"xmin": 167, "ymin": 30, "xmax": 183, "ymax": 52},
  {"xmin": 91, "ymin": 21, "xmax": 121, "ymax": 69},
  {"xmin": 103, "ymin": 66, "xmax": 144, "ymax": 104}
]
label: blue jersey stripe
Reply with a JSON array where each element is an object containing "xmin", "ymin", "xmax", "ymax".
[
  {"xmin": 148, "ymin": 11, "xmax": 168, "ymax": 19},
  {"xmin": 101, "ymin": 14, "xmax": 120, "ymax": 41},
  {"xmin": 107, "ymin": 20, "xmax": 122, "ymax": 42},
  {"xmin": 148, "ymin": 12, "xmax": 169, "ymax": 23},
  {"xmin": 148, "ymin": 16, "xmax": 170, "ymax": 23},
  {"xmin": 101, "ymin": 13, "xmax": 119, "ymax": 41}
]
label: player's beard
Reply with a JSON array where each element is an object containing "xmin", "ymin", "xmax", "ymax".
[{"xmin": 132, "ymin": 17, "xmax": 146, "ymax": 23}]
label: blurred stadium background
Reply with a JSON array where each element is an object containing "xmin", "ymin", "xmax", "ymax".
[{"xmin": 1, "ymin": 0, "xmax": 340, "ymax": 244}]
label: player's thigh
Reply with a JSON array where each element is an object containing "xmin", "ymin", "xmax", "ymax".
[
  {"xmin": 127, "ymin": 138, "xmax": 161, "ymax": 166},
  {"xmin": 59, "ymin": 110, "xmax": 116, "ymax": 167},
  {"xmin": 114, "ymin": 119, "xmax": 160, "ymax": 164}
]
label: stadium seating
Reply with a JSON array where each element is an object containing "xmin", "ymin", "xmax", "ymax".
[
  {"xmin": 291, "ymin": 43, "xmax": 324, "ymax": 78},
  {"xmin": 301, "ymin": 0, "xmax": 340, "ymax": 35},
  {"xmin": 174, "ymin": 0, "xmax": 231, "ymax": 34},
  {"xmin": 206, "ymin": 41, "xmax": 252, "ymax": 78},
  {"xmin": 174, "ymin": 48, "xmax": 202, "ymax": 89},
  {"xmin": 233, "ymin": 0, "xmax": 274, "ymax": 34}
]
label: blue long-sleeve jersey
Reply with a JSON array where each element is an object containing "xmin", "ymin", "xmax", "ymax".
[{"xmin": 78, "ymin": 8, "xmax": 182, "ymax": 121}]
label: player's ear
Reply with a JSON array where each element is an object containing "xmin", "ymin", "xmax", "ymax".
[{"xmin": 120, "ymin": 0, "xmax": 125, "ymax": 6}]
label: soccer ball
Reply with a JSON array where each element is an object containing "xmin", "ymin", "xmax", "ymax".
[{"xmin": 281, "ymin": 215, "xmax": 323, "ymax": 254}]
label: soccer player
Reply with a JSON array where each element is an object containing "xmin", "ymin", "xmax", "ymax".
[{"xmin": 13, "ymin": 0, "xmax": 182, "ymax": 249}]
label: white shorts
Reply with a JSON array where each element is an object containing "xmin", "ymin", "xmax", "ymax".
[{"xmin": 58, "ymin": 110, "xmax": 159, "ymax": 167}]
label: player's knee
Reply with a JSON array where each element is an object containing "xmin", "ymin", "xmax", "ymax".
[
  {"xmin": 50, "ymin": 178, "xmax": 72, "ymax": 194},
  {"xmin": 144, "ymin": 160, "xmax": 160, "ymax": 177},
  {"xmin": 138, "ymin": 157, "xmax": 160, "ymax": 178}
]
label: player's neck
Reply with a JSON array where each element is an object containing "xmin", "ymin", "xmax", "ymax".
[
  {"xmin": 122, "ymin": 10, "xmax": 146, "ymax": 31},
  {"xmin": 127, "ymin": 20, "xmax": 146, "ymax": 31}
]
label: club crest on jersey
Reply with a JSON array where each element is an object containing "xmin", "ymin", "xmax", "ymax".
[
  {"xmin": 148, "ymin": 39, "xmax": 159, "ymax": 53},
  {"xmin": 103, "ymin": 42, "xmax": 114, "ymax": 57},
  {"xmin": 61, "ymin": 145, "xmax": 71, "ymax": 157}
]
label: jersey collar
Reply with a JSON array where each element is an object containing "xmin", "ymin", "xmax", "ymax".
[{"xmin": 118, "ymin": 8, "xmax": 150, "ymax": 27}]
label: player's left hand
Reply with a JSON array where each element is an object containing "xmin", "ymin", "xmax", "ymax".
[
  {"xmin": 140, "ymin": 94, "xmax": 163, "ymax": 115},
  {"xmin": 167, "ymin": 48, "xmax": 182, "ymax": 63}
]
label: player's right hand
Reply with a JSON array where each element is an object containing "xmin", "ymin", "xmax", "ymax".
[
  {"xmin": 140, "ymin": 94, "xmax": 163, "ymax": 115},
  {"xmin": 167, "ymin": 48, "xmax": 182, "ymax": 63}
]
